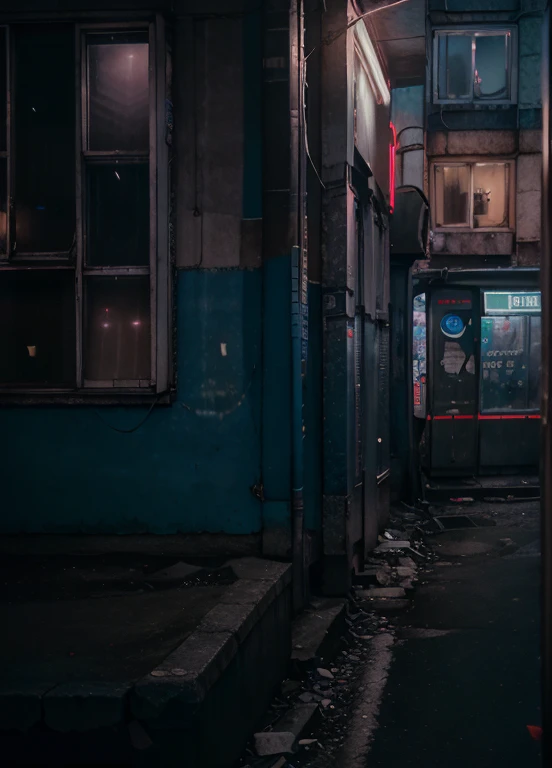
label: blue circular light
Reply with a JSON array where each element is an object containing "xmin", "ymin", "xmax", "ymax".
[{"xmin": 440, "ymin": 313, "xmax": 465, "ymax": 338}]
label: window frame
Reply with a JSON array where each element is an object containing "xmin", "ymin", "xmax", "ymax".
[
  {"xmin": 479, "ymin": 306, "xmax": 541, "ymax": 415},
  {"xmin": 432, "ymin": 26, "xmax": 518, "ymax": 107},
  {"xmin": 0, "ymin": 15, "xmax": 171, "ymax": 401},
  {"xmin": 430, "ymin": 158, "xmax": 516, "ymax": 234}
]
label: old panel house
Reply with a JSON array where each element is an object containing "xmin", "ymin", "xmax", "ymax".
[{"xmin": 0, "ymin": 0, "xmax": 422, "ymax": 597}]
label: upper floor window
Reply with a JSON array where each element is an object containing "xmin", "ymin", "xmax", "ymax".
[
  {"xmin": 0, "ymin": 20, "xmax": 170, "ymax": 396},
  {"xmin": 433, "ymin": 28, "xmax": 517, "ymax": 105},
  {"xmin": 432, "ymin": 160, "xmax": 514, "ymax": 231}
]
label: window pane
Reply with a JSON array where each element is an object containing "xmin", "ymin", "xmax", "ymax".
[
  {"xmin": 0, "ymin": 27, "xmax": 6, "ymax": 152},
  {"xmin": 474, "ymin": 34, "xmax": 508, "ymax": 101},
  {"xmin": 0, "ymin": 157, "xmax": 6, "ymax": 254},
  {"xmin": 439, "ymin": 34, "xmax": 472, "ymax": 100},
  {"xmin": 88, "ymin": 34, "xmax": 149, "ymax": 152},
  {"xmin": 473, "ymin": 164, "xmax": 508, "ymax": 228},
  {"xmin": 435, "ymin": 165, "xmax": 470, "ymax": 226},
  {"xmin": 0, "ymin": 270, "xmax": 75, "ymax": 386},
  {"xmin": 480, "ymin": 316, "xmax": 528, "ymax": 412},
  {"xmin": 14, "ymin": 25, "xmax": 75, "ymax": 253},
  {"xmin": 87, "ymin": 163, "xmax": 149, "ymax": 266},
  {"xmin": 528, "ymin": 316, "xmax": 541, "ymax": 410},
  {"xmin": 85, "ymin": 276, "xmax": 150, "ymax": 382}
]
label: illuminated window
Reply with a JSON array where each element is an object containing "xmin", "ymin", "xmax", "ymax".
[
  {"xmin": 433, "ymin": 28, "xmax": 517, "ymax": 105},
  {"xmin": 0, "ymin": 22, "xmax": 170, "ymax": 394},
  {"xmin": 432, "ymin": 161, "xmax": 513, "ymax": 231}
]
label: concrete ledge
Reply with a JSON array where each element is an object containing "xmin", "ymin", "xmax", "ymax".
[
  {"xmin": 136, "ymin": 568, "xmax": 292, "ymax": 767},
  {"xmin": 291, "ymin": 598, "xmax": 347, "ymax": 665},
  {"xmin": 0, "ymin": 534, "xmax": 261, "ymax": 558},
  {"xmin": 44, "ymin": 683, "xmax": 131, "ymax": 732},
  {"xmin": 0, "ymin": 557, "xmax": 292, "ymax": 768},
  {"xmin": 0, "ymin": 683, "xmax": 54, "ymax": 731},
  {"xmin": 132, "ymin": 630, "xmax": 239, "ymax": 717},
  {"xmin": 132, "ymin": 561, "xmax": 292, "ymax": 719}
]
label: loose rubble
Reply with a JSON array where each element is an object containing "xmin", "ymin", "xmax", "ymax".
[{"xmin": 236, "ymin": 502, "xmax": 432, "ymax": 768}]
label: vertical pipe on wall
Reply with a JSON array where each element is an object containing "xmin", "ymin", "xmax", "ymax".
[
  {"xmin": 541, "ymin": 4, "xmax": 552, "ymax": 759},
  {"xmin": 290, "ymin": 0, "xmax": 307, "ymax": 612}
]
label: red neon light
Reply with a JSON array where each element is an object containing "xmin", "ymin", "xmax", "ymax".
[
  {"xmin": 478, "ymin": 414, "xmax": 533, "ymax": 420},
  {"xmin": 428, "ymin": 413, "xmax": 539, "ymax": 421},
  {"xmin": 389, "ymin": 122, "xmax": 397, "ymax": 214}
]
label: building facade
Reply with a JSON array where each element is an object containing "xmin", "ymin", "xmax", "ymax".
[
  {"xmin": 388, "ymin": 0, "xmax": 544, "ymax": 489},
  {"xmin": 0, "ymin": 0, "xmax": 419, "ymax": 597}
]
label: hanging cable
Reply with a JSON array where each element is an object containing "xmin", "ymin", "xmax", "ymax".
[
  {"xmin": 93, "ymin": 392, "xmax": 166, "ymax": 434},
  {"xmin": 322, "ymin": 0, "xmax": 413, "ymax": 46}
]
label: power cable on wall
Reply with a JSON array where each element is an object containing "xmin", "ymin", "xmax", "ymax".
[
  {"xmin": 192, "ymin": 19, "xmax": 204, "ymax": 268},
  {"xmin": 322, "ymin": 0, "xmax": 412, "ymax": 46},
  {"xmin": 93, "ymin": 392, "xmax": 167, "ymax": 434}
]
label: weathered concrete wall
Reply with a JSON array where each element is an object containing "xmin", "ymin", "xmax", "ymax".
[
  {"xmin": 392, "ymin": 86, "xmax": 424, "ymax": 190},
  {"xmin": 427, "ymin": 131, "xmax": 518, "ymax": 157},
  {"xmin": 0, "ymin": 270, "xmax": 264, "ymax": 534},
  {"xmin": 427, "ymin": 126, "xmax": 542, "ymax": 264},
  {"xmin": 320, "ymin": 0, "xmax": 396, "ymax": 592},
  {"xmin": 353, "ymin": 25, "xmax": 390, "ymax": 197},
  {"xmin": 0, "ymin": 6, "xmax": 268, "ymax": 536},
  {"xmin": 516, "ymin": 153, "xmax": 542, "ymax": 248}
]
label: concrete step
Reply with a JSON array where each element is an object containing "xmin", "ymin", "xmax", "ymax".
[{"xmin": 0, "ymin": 557, "xmax": 292, "ymax": 768}]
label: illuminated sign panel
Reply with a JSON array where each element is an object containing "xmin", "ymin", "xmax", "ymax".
[{"xmin": 484, "ymin": 292, "xmax": 541, "ymax": 315}]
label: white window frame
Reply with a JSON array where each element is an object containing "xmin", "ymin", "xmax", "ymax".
[
  {"xmin": 430, "ymin": 158, "xmax": 516, "ymax": 233},
  {"xmin": 432, "ymin": 26, "xmax": 518, "ymax": 106},
  {"xmin": 0, "ymin": 16, "xmax": 171, "ymax": 399}
]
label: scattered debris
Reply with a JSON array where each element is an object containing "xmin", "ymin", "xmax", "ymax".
[
  {"xmin": 359, "ymin": 587, "xmax": 407, "ymax": 599},
  {"xmin": 254, "ymin": 704, "xmax": 319, "ymax": 756},
  {"xmin": 374, "ymin": 540, "xmax": 411, "ymax": 552},
  {"xmin": 375, "ymin": 568, "xmax": 392, "ymax": 586},
  {"xmin": 396, "ymin": 566, "xmax": 415, "ymax": 578},
  {"xmin": 281, "ymin": 680, "xmax": 301, "ymax": 697},
  {"xmin": 316, "ymin": 668, "xmax": 334, "ymax": 680},
  {"xmin": 240, "ymin": 504, "xmax": 425, "ymax": 768}
]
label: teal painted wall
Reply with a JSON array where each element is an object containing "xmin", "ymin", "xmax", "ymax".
[
  {"xmin": 261, "ymin": 253, "xmax": 292, "ymax": 520},
  {"xmin": 0, "ymin": 270, "xmax": 263, "ymax": 534}
]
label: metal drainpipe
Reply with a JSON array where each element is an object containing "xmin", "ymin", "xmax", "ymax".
[
  {"xmin": 541, "ymin": 5, "xmax": 551, "ymax": 759},
  {"xmin": 290, "ymin": 0, "xmax": 306, "ymax": 612},
  {"xmin": 291, "ymin": 246, "xmax": 305, "ymax": 612}
]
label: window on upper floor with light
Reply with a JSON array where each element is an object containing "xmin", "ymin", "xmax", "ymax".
[
  {"xmin": 431, "ymin": 160, "xmax": 515, "ymax": 231},
  {"xmin": 433, "ymin": 28, "xmax": 517, "ymax": 105}
]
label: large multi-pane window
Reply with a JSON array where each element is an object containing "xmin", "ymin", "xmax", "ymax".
[
  {"xmin": 433, "ymin": 28, "xmax": 517, "ymax": 105},
  {"xmin": 432, "ymin": 161, "xmax": 514, "ymax": 231},
  {"xmin": 0, "ymin": 21, "xmax": 169, "ymax": 394}
]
